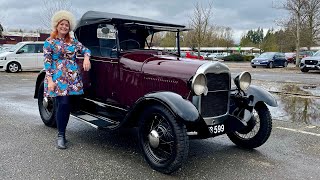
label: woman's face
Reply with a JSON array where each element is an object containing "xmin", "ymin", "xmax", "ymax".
[{"xmin": 56, "ymin": 20, "xmax": 70, "ymax": 36}]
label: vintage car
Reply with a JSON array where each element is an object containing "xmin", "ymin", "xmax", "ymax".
[{"xmin": 34, "ymin": 11, "xmax": 277, "ymax": 174}]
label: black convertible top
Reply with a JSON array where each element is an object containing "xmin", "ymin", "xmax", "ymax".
[{"xmin": 74, "ymin": 11, "xmax": 186, "ymax": 31}]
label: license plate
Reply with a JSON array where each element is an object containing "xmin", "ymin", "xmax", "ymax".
[
  {"xmin": 306, "ymin": 65, "xmax": 315, "ymax": 68},
  {"xmin": 254, "ymin": 62, "xmax": 260, "ymax": 65},
  {"xmin": 208, "ymin": 124, "xmax": 225, "ymax": 134}
]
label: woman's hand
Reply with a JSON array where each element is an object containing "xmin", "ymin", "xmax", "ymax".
[
  {"xmin": 83, "ymin": 56, "xmax": 91, "ymax": 71},
  {"xmin": 48, "ymin": 79, "xmax": 56, "ymax": 92}
]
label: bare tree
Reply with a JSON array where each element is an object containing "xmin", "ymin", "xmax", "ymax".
[
  {"xmin": 303, "ymin": 0, "xmax": 320, "ymax": 48},
  {"xmin": 40, "ymin": 0, "xmax": 73, "ymax": 30},
  {"xmin": 189, "ymin": 1, "xmax": 214, "ymax": 58}
]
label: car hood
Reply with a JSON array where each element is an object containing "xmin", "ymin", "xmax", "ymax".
[
  {"xmin": 121, "ymin": 50, "xmax": 208, "ymax": 80},
  {"xmin": 0, "ymin": 51, "xmax": 13, "ymax": 57},
  {"xmin": 302, "ymin": 56, "xmax": 320, "ymax": 61},
  {"xmin": 142, "ymin": 54, "xmax": 208, "ymax": 80}
]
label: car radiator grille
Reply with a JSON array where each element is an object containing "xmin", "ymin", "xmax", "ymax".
[
  {"xmin": 201, "ymin": 73, "xmax": 230, "ymax": 117},
  {"xmin": 305, "ymin": 60, "xmax": 318, "ymax": 65}
]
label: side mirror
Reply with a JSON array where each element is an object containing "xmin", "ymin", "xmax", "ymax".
[{"xmin": 16, "ymin": 49, "xmax": 24, "ymax": 54}]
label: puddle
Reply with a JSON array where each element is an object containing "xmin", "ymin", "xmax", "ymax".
[{"xmin": 268, "ymin": 84, "xmax": 320, "ymax": 126}]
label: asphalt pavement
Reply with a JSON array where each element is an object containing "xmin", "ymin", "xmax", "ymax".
[{"xmin": 0, "ymin": 64, "xmax": 319, "ymax": 180}]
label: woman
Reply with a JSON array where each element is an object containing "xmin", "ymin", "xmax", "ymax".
[{"xmin": 43, "ymin": 10, "xmax": 91, "ymax": 149}]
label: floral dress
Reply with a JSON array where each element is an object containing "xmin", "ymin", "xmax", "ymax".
[{"xmin": 43, "ymin": 37, "xmax": 91, "ymax": 97}]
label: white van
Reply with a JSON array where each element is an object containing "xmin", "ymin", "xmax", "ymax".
[{"xmin": 0, "ymin": 41, "xmax": 44, "ymax": 73}]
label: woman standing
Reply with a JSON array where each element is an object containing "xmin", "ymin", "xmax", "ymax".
[{"xmin": 43, "ymin": 10, "xmax": 91, "ymax": 149}]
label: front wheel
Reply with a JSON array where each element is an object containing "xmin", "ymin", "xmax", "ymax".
[
  {"xmin": 268, "ymin": 62, "xmax": 273, "ymax": 68},
  {"xmin": 38, "ymin": 81, "xmax": 57, "ymax": 127},
  {"xmin": 227, "ymin": 102, "xmax": 272, "ymax": 149},
  {"xmin": 301, "ymin": 68, "xmax": 309, "ymax": 72},
  {"xmin": 7, "ymin": 62, "xmax": 20, "ymax": 73},
  {"xmin": 138, "ymin": 104, "xmax": 189, "ymax": 174}
]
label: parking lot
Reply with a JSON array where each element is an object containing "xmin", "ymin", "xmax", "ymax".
[{"xmin": 0, "ymin": 63, "xmax": 319, "ymax": 180}]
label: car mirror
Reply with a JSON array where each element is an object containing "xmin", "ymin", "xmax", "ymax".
[{"xmin": 16, "ymin": 49, "xmax": 24, "ymax": 54}]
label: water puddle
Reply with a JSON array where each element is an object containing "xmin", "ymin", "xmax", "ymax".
[{"xmin": 267, "ymin": 84, "xmax": 320, "ymax": 126}]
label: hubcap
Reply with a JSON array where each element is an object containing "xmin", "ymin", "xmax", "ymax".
[
  {"xmin": 9, "ymin": 63, "xmax": 19, "ymax": 72},
  {"xmin": 43, "ymin": 97, "xmax": 48, "ymax": 109},
  {"xmin": 148, "ymin": 130, "xmax": 160, "ymax": 148}
]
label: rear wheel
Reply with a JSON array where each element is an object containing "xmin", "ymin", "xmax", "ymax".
[
  {"xmin": 7, "ymin": 62, "xmax": 20, "ymax": 73},
  {"xmin": 227, "ymin": 102, "xmax": 272, "ymax": 149},
  {"xmin": 284, "ymin": 61, "xmax": 288, "ymax": 67},
  {"xmin": 138, "ymin": 104, "xmax": 189, "ymax": 174},
  {"xmin": 38, "ymin": 81, "xmax": 57, "ymax": 127}
]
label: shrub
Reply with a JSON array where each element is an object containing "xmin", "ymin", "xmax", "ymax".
[
  {"xmin": 244, "ymin": 55, "xmax": 255, "ymax": 61},
  {"xmin": 222, "ymin": 54, "xmax": 244, "ymax": 61}
]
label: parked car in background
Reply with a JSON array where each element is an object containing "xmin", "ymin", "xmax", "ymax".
[
  {"xmin": 207, "ymin": 52, "xmax": 228, "ymax": 59},
  {"xmin": 291, "ymin": 51, "xmax": 314, "ymax": 64},
  {"xmin": 181, "ymin": 51, "xmax": 204, "ymax": 60},
  {"xmin": 285, "ymin": 52, "xmax": 296, "ymax": 63},
  {"xmin": 34, "ymin": 11, "xmax": 277, "ymax": 174},
  {"xmin": 251, "ymin": 52, "xmax": 288, "ymax": 68},
  {"xmin": 300, "ymin": 50, "xmax": 320, "ymax": 72},
  {"xmin": 0, "ymin": 41, "xmax": 44, "ymax": 72}
]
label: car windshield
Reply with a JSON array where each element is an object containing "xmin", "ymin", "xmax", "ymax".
[
  {"xmin": 313, "ymin": 50, "xmax": 320, "ymax": 57},
  {"xmin": 258, "ymin": 52, "xmax": 275, "ymax": 58},
  {"xmin": 8, "ymin": 43, "xmax": 23, "ymax": 52}
]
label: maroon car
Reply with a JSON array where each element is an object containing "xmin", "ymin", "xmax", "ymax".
[{"xmin": 34, "ymin": 11, "xmax": 277, "ymax": 174}]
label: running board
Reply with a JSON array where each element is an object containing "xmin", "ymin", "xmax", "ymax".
[{"xmin": 71, "ymin": 110, "xmax": 120, "ymax": 129}]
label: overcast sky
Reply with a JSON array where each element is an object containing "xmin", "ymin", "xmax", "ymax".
[{"xmin": 0, "ymin": 0, "xmax": 287, "ymax": 43}]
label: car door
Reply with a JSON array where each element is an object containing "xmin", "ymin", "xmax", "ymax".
[
  {"xmin": 274, "ymin": 53, "xmax": 281, "ymax": 66},
  {"xmin": 15, "ymin": 44, "xmax": 37, "ymax": 69},
  {"xmin": 35, "ymin": 44, "xmax": 44, "ymax": 69}
]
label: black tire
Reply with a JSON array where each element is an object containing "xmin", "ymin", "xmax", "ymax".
[
  {"xmin": 138, "ymin": 104, "xmax": 189, "ymax": 174},
  {"xmin": 283, "ymin": 61, "xmax": 288, "ymax": 67},
  {"xmin": 251, "ymin": 66, "xmax": 256, "ymax": 68},
  {"xmin": 301, "ymin": 68, "xmax": 309, "ymax": 72},
  {"xmin": 268, "ymin": 62, "xmax": 273, "ymax": 68},
  {"xmin": 227, "ymin": 102, "xmax": 272, "ymax": 149},
  {"xmin": 38, "ymin": 81, "xmax": 57, "ymax": 127},
  {"xmin": 7, "ymin": 62, "xmax": 20, "ymax": 73}
]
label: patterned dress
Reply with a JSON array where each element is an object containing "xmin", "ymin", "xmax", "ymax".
[{"xmin": 43, "ymin": 37, "xmax": 91, "ymax": 97}]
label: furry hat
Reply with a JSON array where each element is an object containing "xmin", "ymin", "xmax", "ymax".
[{"xmin": 51, "ymin": 10, "xmax": 76, "ymax": 31}]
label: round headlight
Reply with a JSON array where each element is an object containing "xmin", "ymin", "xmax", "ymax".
[
  {"xmin": 234, "ymin": 71, "xmax": 251, "ymax": 91},
  {"xmin": 192, "ymin": 74, "xmax": 208, "ymax": 95}
]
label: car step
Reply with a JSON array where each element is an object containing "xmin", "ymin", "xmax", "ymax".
[{"xmin": 71, "ymin": 110, "xmax": 119, "ymax": 129}]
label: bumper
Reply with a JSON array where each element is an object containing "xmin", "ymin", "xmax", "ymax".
[
  {"xmin": 300, "ymin": 63, "xmax": 320, "ymax": 70},
  {"xmin": 251, "ymin": 62, "xmax": 269, "ymax": 66}
]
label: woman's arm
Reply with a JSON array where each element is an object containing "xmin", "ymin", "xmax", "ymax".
[{"xmin": 75, "ymin": 39, "xmax": 91, "ymax": 71}]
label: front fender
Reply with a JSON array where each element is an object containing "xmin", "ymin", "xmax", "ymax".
[
  {"xmin": 247, "ymin": 85, "xmax": 277, "ymax": 107},
  {"xmin": 143, "ymin": 91, "xmax": 200, "ymax": 122}
]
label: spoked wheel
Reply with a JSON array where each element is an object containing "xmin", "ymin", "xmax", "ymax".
[
  {"xmin": 138, "ymin": 105, "xmax": 189, "ymax": 174},
  {"xmin": 227, "ymin": 102, "xmax": 272, "ymax": 149},
  {"xmin": 38, "ymin": 81, "xmax": 57, "ymax": 127}
]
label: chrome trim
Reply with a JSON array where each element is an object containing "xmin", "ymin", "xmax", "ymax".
[
  {"xmin": 187, "ymin": 131, "xmax": 198, "ymax": 135},
  {"xmin": 83, "ymin": 98, "xmax": 127, "ymax": 111},
  {"xmin": 90, "ymin": 59, "xmax": 119, "ymax": 64},
  {"xmin": 81, "ymin": 110, "xmax": 119, "ymax": 124},
  {"xmin": 71, "ymin": 115, "xmax": 99, "ymax": 129},
  {"xmin": 193, "ymin": 61, "xmax": 231, "ymax": 124}
]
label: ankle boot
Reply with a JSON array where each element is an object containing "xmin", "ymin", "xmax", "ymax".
[{"xmin": 57, "ymin": 134, "xmax": 66, "ymax": 149}]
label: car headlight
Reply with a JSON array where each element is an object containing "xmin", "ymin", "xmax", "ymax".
[
  {"xmin": 0, "ymin": 57, "xmax": 6, "ymax": 60},
  {"xmin": 234, "ymin": 71, "xmax": 251, "ymax": 91},
  {"xmin": 191, "ymin": 73, "xmax": 208, "ymax": 96}
]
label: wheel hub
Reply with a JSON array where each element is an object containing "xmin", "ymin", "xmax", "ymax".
[{"xmin": 148, "ymin": 130, "xmax": 160, "ymax": 148}]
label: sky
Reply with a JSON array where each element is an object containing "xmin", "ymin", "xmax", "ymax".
[{"xmin": 0, "ymin": 0, "xmax": 288, "ymax": 43}]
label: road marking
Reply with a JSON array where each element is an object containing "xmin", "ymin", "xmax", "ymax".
[{"xmin": 276, "ymin": 127, "xmax": 320, "ymax": 137}]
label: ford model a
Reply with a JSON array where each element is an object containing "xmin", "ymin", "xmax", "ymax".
[{"xmin": 34, "ymin": 11, "xmax": 277, "ymax": 174}]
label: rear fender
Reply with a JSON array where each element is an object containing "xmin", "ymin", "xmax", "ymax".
[{"xmin": 34, "ymin": 70, "xmax": 46, "ymax": 99}]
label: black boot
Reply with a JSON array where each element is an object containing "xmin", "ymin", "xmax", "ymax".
[{"xmin": 57, "ymin": 134, "xmax": 66, "ymax": 149}]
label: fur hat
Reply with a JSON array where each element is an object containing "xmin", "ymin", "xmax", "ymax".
[{"xmin": 51, "ymin": 10, "xmax": 76, "ymax": 31}]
